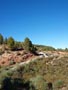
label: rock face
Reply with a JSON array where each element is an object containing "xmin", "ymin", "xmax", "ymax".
[{"xmin": 0, "ymin": 50, "xmax": 34, "ymax": 66}]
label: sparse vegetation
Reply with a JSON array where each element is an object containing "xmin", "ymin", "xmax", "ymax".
[
  {"xmin": 0, "ymin": 33, "xmax": 68, "ymax": 90},
  {"xmin": 0, "ymin": 49, "xmax": 4, "ymax": 55},
  {"xmin": 35, "ymin": 45, "xmax": 55, "ymax": 51},
  {"xmin": 0, "ymin": 55, "xmax": 68, "ymax": 90},
  {"xmin": 9, "ymin": 60, "xmax": 16, "ymax": 65}
]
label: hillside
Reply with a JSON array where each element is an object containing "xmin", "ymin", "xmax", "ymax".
[
  {"xmin": 0, "ymin": 34, "xmax": 68, "ymax": 90},
  {"xmin": 0, "ymin": 47, "xmax": 68, "ymax": 90},
  {"xmin": 0, "ymin": 44, "xmax": 68, "ymax": 67}
]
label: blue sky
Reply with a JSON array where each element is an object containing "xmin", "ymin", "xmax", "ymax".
[{"xmin": 0, "ymin": 0, "xmax": 68, "ymax": 48}]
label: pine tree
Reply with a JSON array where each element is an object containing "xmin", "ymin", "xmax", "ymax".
[
  {"xmin": 0, "ymin": 34, "xmax": 4, "ymax": 44},
  {"xmin": 7, "ymin": 37, "xmax": 15, "ymax": 50},
  {"xmin": 23, "ymin": 37, "xmax": 36, "ymax": 53}
]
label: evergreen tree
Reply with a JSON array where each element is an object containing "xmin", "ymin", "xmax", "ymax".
[
  {"xmin": 0, "ymin": 34, "xmax": 4, "ymax": 44},
  {"xmin": 7, "ymin": 37, "xmax": 15, "ymax": 50},
  {"xmin": 23, "ymin": 37, "xmax": 36, "ymax": 53}
]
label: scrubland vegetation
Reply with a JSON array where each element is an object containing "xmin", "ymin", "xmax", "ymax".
[
  {"xmin": 0, "ymin": 56, "xmax": 68, "ymax": 90},
  {"xmin": 0, "ymin": 34, "xmax": 68, "ymax": 90}
]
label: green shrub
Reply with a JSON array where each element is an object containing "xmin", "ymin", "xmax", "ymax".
[
  {"xmin": 9, "ymin": 60, "xmax": 16, "ymax": 65},
  {"xmin": 30, "ymin": 75, "xmax": 47, "ymax": 90},
  {"xmin": 0, "ymin": 49, "xmax": 4, "ymax": 55},
  {"xmin": 55, "ymin": 80, "xmax": 64, "ymax": 88}
]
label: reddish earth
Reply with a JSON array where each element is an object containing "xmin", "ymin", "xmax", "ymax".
[
  {"xmin": 0, "ymin": 50, "xmax": 34, "ymax": 66},
  {"xmin": 0, "ymin": 48, "xmax": 68, "ymax": 67}
]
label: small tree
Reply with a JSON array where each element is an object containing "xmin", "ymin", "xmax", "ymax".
[
  {"xmin": 7, "ymin": 37, "xmax": 15, "ymax": 50},
  {"xmin": 23, "ymin": 37, "xmax": 36, "ymax": 53},
  {"xmin": 0, "ymin": 34, "xmax": 4, "ymax": 44},
  {"xmin": 14, "ymin": 42, "xmax": 23, "ymax": 50}
]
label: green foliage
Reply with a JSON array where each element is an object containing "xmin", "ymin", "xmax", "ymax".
[
  {"xmin": 0, "ymin": 34, "xmax": 4, "ymax": 44},
  {"xmin": 9, "ymin": 60, "xmax": 16, "ymax": 65},
  {"xmin": 35, "ymin": 45, "xmax": 55, "ymax": 51},
  {"xmin": 23, "ymin": 37, "xmax": 32, "ymax": 52},
  {"xmin": 30, "ymin": 75, "xmax": 47, "ymax": 90},
  {"xmin": 0, "ymin": 56, "xmax": 68, "ymax": 90},
  {"xmin": 54, "ymin": 80, "xmax": 64, "ymax": 88},
  {"xmin": 7, "ymin": 37, "xmax": 15, "ymax": 50},
  {"xmin": 0, "ymin": 49, "xmax": 4, "ymax": 55},
  {"xmin": 1, "ymin": 77, "xmax": 13, "ymax": 90},
  {"xmin": 64, "ymin": 48, "xmax": 68, "ymax": 52},
  {"xmin": 16, "ymin": 66, "xmax": 24, "ymax": 78},
  {"xmin": 57, "ymin": 48, "xmax": 64, "ymax": 51},
  {"xmin": 14, "ymin": 42, "xmax": 23, "ymax": 50},
  {"xmin": 23, "ymin": 37, "xmax": 36, "ymax": 53},
  {"xmin": 1, "ymin": 77, "xmax": 34, "ymax": 90}
]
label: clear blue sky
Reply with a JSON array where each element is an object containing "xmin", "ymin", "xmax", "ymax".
[{"xmin": 0, "ymin": 0, "xmax": 68, "ymax": 48}]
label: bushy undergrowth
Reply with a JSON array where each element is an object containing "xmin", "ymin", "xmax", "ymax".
[{"xmin": 0, "ymin": 57, "xmax": 68, "ymax": 90}]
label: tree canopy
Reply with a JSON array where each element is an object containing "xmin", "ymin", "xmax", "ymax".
[
  {"xmin": 7, "ymin": 37, "xmax": 15, "ymax": 50},
  {"xmin": 0, "ymin": 34, "xmax": 4, "ymax": 44},
  {"xmin": 23, "ymin": 37, "xmax": 36, "ymax": 53}
]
